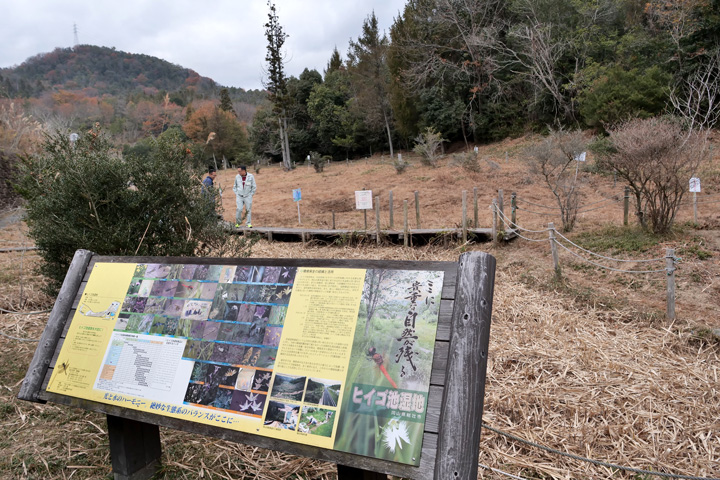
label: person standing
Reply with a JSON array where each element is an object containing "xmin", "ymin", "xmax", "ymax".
[
  {"xmin": 233, "ymin": 165, "xmax": 256, "ymax": 227},
  {"xmin": 202, "ymin": 167, "xmax": 217, "ymax": 192},
  {"xmin": 202, "ymin": 167, "xmax": 219, "ymax": 216}
]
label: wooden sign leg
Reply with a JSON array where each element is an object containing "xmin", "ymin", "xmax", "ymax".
[
  {"xmin": 107, "ymin": 415, "xmax": 161, "ymax": 480},
  {"xmin": 337, "ymin": 464, "xmax": 387, "ymax": 479}
]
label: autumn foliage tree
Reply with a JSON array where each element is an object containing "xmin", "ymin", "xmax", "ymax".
[{"xmin": 183, "ymin": 101, "xmax": 249, "ymax": 167}]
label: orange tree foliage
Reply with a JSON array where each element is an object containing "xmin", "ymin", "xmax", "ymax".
[{"xmin": 183, "ymin": 101, "xmax": 250, "ymax": 165}]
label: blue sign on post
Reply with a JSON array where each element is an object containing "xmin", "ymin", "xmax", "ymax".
[{"xmin": 292, "ymin": 188, "xmax": 302, "ymax": 202}]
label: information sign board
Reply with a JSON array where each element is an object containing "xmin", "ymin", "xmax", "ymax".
[
  {"xmin": 292, "ymin": 189, "xmax": 302, "ymax": 202},
  {"xmin": 355, "ymin": 191, "xmax": 373, "ymax": 210},
  {"xmin": 47, "ymin": 261, "xmax": 444, "ymax": 466},
  {"xmin": 690, "ymin": 177, "xmax": 701, "ymax": 193}
]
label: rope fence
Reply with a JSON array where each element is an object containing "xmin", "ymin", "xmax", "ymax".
[
  {"xmin": 512, "ymin": 186, "xmax": 718, "ymax": 227},
  {"xmin": 492, "ymin": 204, "xmax": 678, "ymax": 320}
]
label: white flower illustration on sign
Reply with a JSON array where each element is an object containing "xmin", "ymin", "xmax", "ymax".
[{"xmin": 382, "ymin": 418, "xmax": 411, "ymax": 453}]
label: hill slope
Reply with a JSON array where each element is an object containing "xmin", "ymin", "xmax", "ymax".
[{"xmin": 0, "ymin": 45, "xmax": 266, "ymax": 106}]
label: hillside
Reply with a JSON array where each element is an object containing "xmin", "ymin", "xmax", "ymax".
[{"xmin": 0, "ymin": 45, "xmax": 266, "ymax": 106}]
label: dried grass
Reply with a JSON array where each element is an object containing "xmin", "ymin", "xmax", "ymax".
[{"xmin": 2, "ymin": 141, "xmax": 720, "ymax": 479}]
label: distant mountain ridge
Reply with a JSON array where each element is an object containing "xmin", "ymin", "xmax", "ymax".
[{"xmin": 0, "ymin": 44, "xmax": 265, "ymax": 105}]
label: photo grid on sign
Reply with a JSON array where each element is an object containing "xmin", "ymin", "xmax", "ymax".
[{"xmin": 114, "ymin": 264, "xmax": 297, "ymax": 417}]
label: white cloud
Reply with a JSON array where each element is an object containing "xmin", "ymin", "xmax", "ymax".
[{"xmin": 0, "ymin": 0, "xmax": 406, "ymax": 90}]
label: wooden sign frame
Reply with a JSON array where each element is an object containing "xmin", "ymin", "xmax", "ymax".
[{"xmin": 19, "ymin": 250, "xmax": 495, "ymax": 480}]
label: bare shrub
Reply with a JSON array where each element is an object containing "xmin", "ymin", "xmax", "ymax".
[
  {"xmin": 413, "ymin": 127, "xmax": 445, "ymax": 167},
  {"xmin": 601, "ymin": 117, "xmax": 709, "ymax": 234},
  {"xmin": 526, "ymin": 129, "xmax": 588, "ymax": 232}
]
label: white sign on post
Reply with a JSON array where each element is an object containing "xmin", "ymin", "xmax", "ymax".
[
  {"xmin": 574, "ymin": 151, "xmax": 586, "ymax": 162},
  {"xmin": 689, "ymin": 177, "xmax": 701, "ymax": 193},
  {"xmin": 355, "ymin": 190, "xmax": 373, "ymax": 210}
]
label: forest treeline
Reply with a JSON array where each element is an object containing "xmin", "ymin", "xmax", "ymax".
[
  {"xmin": 1, "ymin": 0, "xmax": 719, "ymax": 168},
  {"xmin": 253, "ymin": 0, "xmax": 719, "ymax": 164},
  {"xmin": 0, "ymin": 45, "xmax": 265, "ymax": 153}
]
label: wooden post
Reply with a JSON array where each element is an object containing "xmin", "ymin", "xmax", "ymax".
[
  {"xmin": 107, "ymin": 415, "xmax": 161, "ymax": 480},
  {"xmin": 497, "ymin": 189, "xmax": 504, "ymax": 234},
  {"xmin": 414, "ymin": 191, "xmax": 421, "ymax": 228},
  {"xmin": 363, "ymin": 210, "xmax": 368, "ymax": 230},
  {"xmin": 549, "ymin": 222, "xmax": 561, "ymax": 278},
  {"xmin": 624, "ymin": 187, "xmax": 630, "ymax": 226},
  {"xmin": 511, "ymin": 192, "xmax": 517, "ymax": 230},
  {"xmin": 403, "ymin": 200, "xmax": 409, "ymax": 247},
  {"xmin": 389, "ymin": 190, "xmax": 394, "ymax": 229},
  {"xmin": 491, "ymin": 200, "xmax": 497, "ymax": 244},
  {"xmin": 375, "ymin": 195, "xmax": 381, "ymax": 245},
  {"xmin": 693, "ymin": 192, "xmax": 698, "ymax": 224},
  {"xmin": 666, "ymin": 248, "xmax": 676, "ymax": 320},
  {"xmin": 332, "ymin": 211, "xmax": 336, "ymax": 230},
  {"xmin": 462, "ymin": 190, "xmax": 468, "ymax": 244},
  {"xmin": 473, "ymin": 187, "xmax": 479, "ymax": 228},
  {"xmin": 18, "ymin": 249, "xmax": 94, "ymax": 402},
  {"xmin": 434, "ymin": 251, "xmax": 496, "ymax": 480}
]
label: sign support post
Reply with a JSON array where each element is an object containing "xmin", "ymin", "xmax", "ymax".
[{"xmin": 293, "ymin": 188, "xmax": 302, "ymax": 225}]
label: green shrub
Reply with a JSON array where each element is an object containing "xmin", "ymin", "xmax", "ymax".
[{"xmin": 16, "ymin": 126, "xmax": 251, "ymax": 294}]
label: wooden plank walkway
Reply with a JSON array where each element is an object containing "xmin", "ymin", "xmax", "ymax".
[{"xmin": 229, "ymin": 224, "xmax": 516, "ymax": 244}]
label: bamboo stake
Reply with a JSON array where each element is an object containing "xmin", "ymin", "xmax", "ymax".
[
  {"xmin": 473, "ymin": 187, "xmax": 479, "ymax": 228},
  {"xmin": 666, "ymin": 248, "xmax": 676, "ymax": 320},
  {"xmin": 375, "ymin": 196, "xmax": 381, "ymax": 245},
  {"xmin": 403, "ymin": 200, "xmax": 409, "ymax": 247},
  {"xmin": 462, "ymin": 190, "xmax": 468, "ymax": 244},
  {"xmin": 549, "ymin": 222, "xmax": 561, "ymax": 278},
  {"xmin": 389, "ymin": 190, "xmax": 394, "ymax": 229},
  {"xmin": 415, "ymin": 191, "xmax": 421, "ymax": 228}
]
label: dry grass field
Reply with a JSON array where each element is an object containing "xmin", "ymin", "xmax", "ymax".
[{"xmin": 1, "ymin": 136, "xmax": 719, "ymax": 479}]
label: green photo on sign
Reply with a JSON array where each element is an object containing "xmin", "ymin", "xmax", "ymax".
[{"xmin": 334, "ymin": 269, "xmax": 443, "ymax": 466}]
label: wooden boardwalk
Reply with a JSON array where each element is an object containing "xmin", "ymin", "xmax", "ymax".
[{"xmin": 229, "ymin": 224, "xmax": 516, "ymax": 244}]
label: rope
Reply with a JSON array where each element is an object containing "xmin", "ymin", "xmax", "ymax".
[
  {"xmin": 578, "ymin": 197, "xmax": 620, "ymax": 208},
  {"xmin": 576, "ymin": 203, "xmax": 614, "ymax": 214},
  {"xmin": 0, "ymin": 330, "xmax": 40, "ymax": 342},
  {"xmin": 516, "ymin": 207, "xmax": 560, "ymax": 217},
  {"xmin": 552, "ymin": 230, "xmax": 665, "ymax": 263},
  {"xmin": 513, "ymin": 229, "xmax": 551, "ymax": 243},
  {"xmin": 515, "ymin": 197, "xmax": 561, "ymax": 209},
  {"xmin": 497, "ymin": 209, "xmax": 550, "ymax": 234},
  {"xmin": 0, "ymin": 307, "xmax": 52, "ymax": 315},
  {"xmin": 482, "ymin": 424, "xmax": 719, "ymax": 480},
  {"xmin": 554, "ymin": 240, "xmax": 668, "ymax": 273}
]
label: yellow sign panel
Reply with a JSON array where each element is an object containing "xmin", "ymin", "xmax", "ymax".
[{"xmin": 47, "ymin": 262, "xmax": 443, "ymax": 463}]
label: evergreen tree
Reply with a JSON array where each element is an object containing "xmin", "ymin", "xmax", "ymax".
[
  {"xmin": 264, "ymin": 1, "xmax": 292, "ymax": 170},
  {"xmin": 347, "ymin": 12, "xmax": 395, "ymax": 158},
  {"xmin": 219, "ymin": 87, "xmax": 236, "ymax": 115},
  {"xmin": 325, "ymin": 47, "xmax": 343, "ymax": 77}
]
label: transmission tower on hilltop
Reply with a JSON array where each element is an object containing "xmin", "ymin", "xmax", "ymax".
[{"xmin": 73, "ymin": 23, "xmax": 79, "ymax": 46}]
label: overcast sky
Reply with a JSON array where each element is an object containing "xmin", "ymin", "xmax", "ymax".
[{"xmin": 2, "ymin": 0, "xmax": 407, "ymax": 90}]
